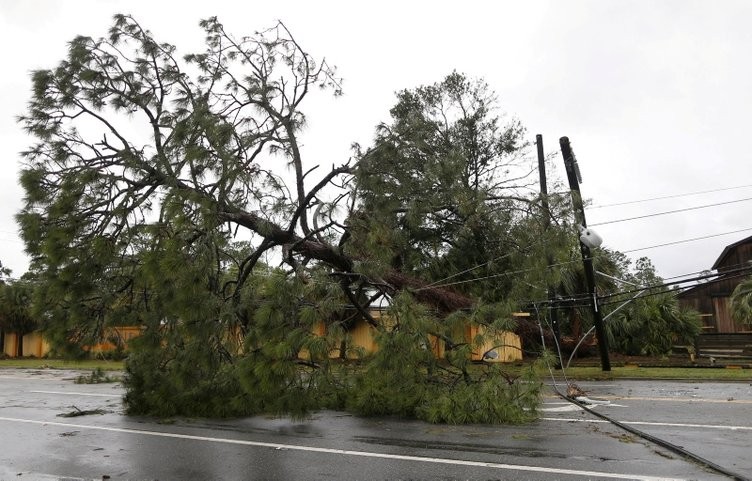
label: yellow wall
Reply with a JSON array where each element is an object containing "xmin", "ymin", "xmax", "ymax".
[
  {"xmin": 348, "ymin": 319, "xmax": 379, "ymax": 356},
  {"xmin": 305, "ymin": 312, "xmax": 522, "ymax": 363},
  {"xmin": 1, "ymin": 313, "xmax": 523, "ymax": 363},
  {"xmin": 23, "ymin": 332, "xmax": 51, "ymax": 358},
  {"xmin": 2, "ymin": 332, "xmax": 17, "ymax": 357},
  {"xmin": 1, "ymin": 326, "xmax": 144, "ymax": 358},
  {"xmin": 304, "ymin": 318, "xmax": 379, "ymax": 359},
  {"xmin": 467, "ymin": 325, "xmax": 522, "ymax": 362},
  {"xmin": 2, "ymin": 331, "xmax": 51, "ymax": 358},
  {"xmin": 84, "ymin": 326, "xmax": 144, "ymax": 353}
]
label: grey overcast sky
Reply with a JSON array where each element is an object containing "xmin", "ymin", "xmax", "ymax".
[{"xmin": 1, "ymin": 0, "xmax": 751, "ymax": 280}]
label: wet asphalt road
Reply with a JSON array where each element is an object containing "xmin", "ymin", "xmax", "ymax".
[{"xmin": 0, "ymin": 368, "xmax": 749, "ymax": 480}]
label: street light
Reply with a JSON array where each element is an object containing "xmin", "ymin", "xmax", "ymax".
[{"xmin": 578, "ymin": 225, "xmax": 603, "ymax": 249}]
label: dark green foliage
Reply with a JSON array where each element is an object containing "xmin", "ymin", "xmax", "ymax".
[
  {"xmin": 122, "ymin": 257, "xmax": 353, "ymax": 418},
  {"xmin": 602, "ymin": 257, "xmax": 701, "ymax": 356},
  {"xmin": 351, "ymin": 73, "xmax": 545, "ymax": 302},
  {"xmin": 123, "ymin": 275, "xmax": 543, "ymax": 423},
  {"xmin": 124, "ymin": 336, "xmax": 254, "ymax": 417},
  {"xmin": 347, "ymin": 294, "xmax": 541, "ymax": 424},
  {"xmin": 607, "ymin": 297, "xmax": 700, "ymax": 356},
  {"xmin": 417, "ymin": 365, "xmax": 541, "ymax": 424},
  {"xmin": 348, "ymin": 295, "xmax": 435, "ymax": 417}
]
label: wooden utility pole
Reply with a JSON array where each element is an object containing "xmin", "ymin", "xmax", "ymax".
[
  {"xmin": 536, "ymin": 135, "xmax": 560, "ymax": 342},
  {"xmin": 559, "ymin": 136, "xmax": 611, "ymax": 372}
]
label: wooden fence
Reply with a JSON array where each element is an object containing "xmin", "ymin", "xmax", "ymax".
[{"xmin": 696, "ymin": 333, "xmax": 752, "ymax": 359}]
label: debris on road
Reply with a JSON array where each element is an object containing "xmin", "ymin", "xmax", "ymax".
[{"xmin": 57, "ymin": 406, "xmax": 111, "ymax": 417}]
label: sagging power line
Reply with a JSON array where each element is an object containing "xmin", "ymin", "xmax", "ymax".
[
  {"xmin": 590, "ymin": 196, "xmax": 752, "ymax": 227},
  {"xmin": 620, "ymin": 227, "xmax": 752, "ymax": 254},
  {"xmin": 590, "ymin": 183, "xmax": 752, "ymax": 209}
]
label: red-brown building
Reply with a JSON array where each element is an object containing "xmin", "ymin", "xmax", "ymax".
[{"xmin": 678, "ymin": 235, "xmax": 752, "ymax": 333}]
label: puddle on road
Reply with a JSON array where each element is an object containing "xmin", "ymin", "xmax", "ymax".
[
  {"xmin": 351, "ymin": 435, "xmax": 573, "ymax": 459},
  {"xmin": 172, "ymin": 419, "xmax": 325, "ymax": 439}
]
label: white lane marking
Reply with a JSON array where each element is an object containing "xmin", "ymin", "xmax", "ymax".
[
  {"xmin": 0, "ymin": 415, "xmax": 683, "ymax": 481},
  {"xmin": 540, "ymin": 402, "xmax": 626, "ymax": 412},
  {"xmin": 542, "ymin": 417, "xmax": 752, "ymax": 431},
  {"xmin": 30, "ymin": 390, "xmax": 117, "ymax": 398},
  {"xmin": 540, "ymin": 405, "xmax": 584, "ymax": 413},
  {"xmin": 596, "ymin": 396, "xmax": 752, "ymax": 405}
]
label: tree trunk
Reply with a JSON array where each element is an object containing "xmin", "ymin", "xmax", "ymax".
[{"xmin": 16, "ymin": 332, "xmax": 24, "ymax": 358}]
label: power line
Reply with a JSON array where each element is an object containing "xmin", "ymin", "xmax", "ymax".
[
  {"xmin": 598, "ymin": 270, "xmax": 752, "ymax": 308},
  {"xmin": 597, "ymin": 264, "xmax": 752, "ymax": 302},
  {"xmin": 414, "ymin": 257, "xmax": 585, "ymax": 292},
  {"xmin": 620, "ymin": 227, "xmax": 752, "ymax": 254},
  {"xmin": 590, "ymin": 183, "xmax": 752, "ymax": 209},
  {"xmin": 525, "ymin": 267, "xmax": 752, "ymax": 312},
  {"xmin": 416, "ymin": 230, "xmax": 752, "ymax": 296},
  {"xmin": 416, "ymin": 232, "xmax": 751, "ymax": 295},
  {"xmin": 419, "ymin": 220, "xmax": 752, "ymax": 295},
  {"xmin": 590, "ymin": 196, "xmax": 752, "ymax": 227},
  {"xmin": 519, "ymin": 259, "xmax": 752, "ymax": 309},
  {"xmin": 420, "ymin": 235, "xmax": 553, "ymax": 290},
  {"xmin": 420, "ymin": 251, "xmax": 519, "ymax": 290},
  {"xmin": 661, "ymin": 259, "xmax": 752, "ymax": 283}
]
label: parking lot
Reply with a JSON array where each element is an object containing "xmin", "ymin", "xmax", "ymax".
[{"xmin": 0, "ymin": 368, "xmax": 749, "ymax": 480}]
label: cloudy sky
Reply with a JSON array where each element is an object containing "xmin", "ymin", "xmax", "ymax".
[{"xmin": 1, "ymin": 0, "xmax": 751, "ymax": 281}]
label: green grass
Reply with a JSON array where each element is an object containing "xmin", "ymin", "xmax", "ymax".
[
  {"xmin": 555, "ymin": 365, "xmax": 752, "ymax": 381},
  {"xmin": 466, "ymin": 360, "xmax": 752, "ymax": 382},
  {"xmin": 1, "ymin": 358, "xmax": 749, "ymax": 382},
  {"xmin": 0, "ymin": 358, "xmax": 125, "ymax": 371}
]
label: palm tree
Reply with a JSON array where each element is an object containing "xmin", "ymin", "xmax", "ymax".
[
  {"xmin": 557, "ymin": 253, "xmax": 700, "ymax": 358},
  {"xmin": 607, "ymin": 292, "xmax": 700, "ymax": 356},
  {"xmin": 0, "ymin": 281, "xmax": 37, "ymax": 357},
  {"xmin": 731, "ymin": 276, "xmax": 752, "ymax": 327}
]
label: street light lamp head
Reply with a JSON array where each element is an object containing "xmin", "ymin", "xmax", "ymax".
[{"xmin": 578, "ymin": 225, "xmax": 603, "ymax": 249}]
